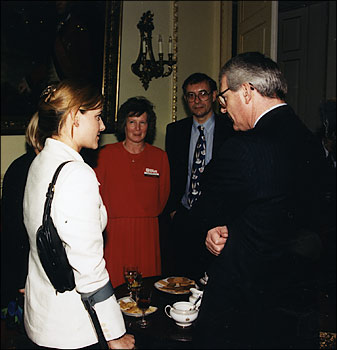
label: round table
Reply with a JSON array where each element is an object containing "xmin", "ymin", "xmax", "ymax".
[{"xmin": 115, "ymin": 275, "xmax": 196, "ymax": 349}]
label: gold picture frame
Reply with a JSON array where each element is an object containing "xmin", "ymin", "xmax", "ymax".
[{"xmin": 102, "ymin": 0, "xmax": 123, "ymax": 133}]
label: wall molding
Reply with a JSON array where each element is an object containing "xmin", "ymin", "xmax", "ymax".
[
  {"xmin": 271, "ymin": 1, "xmax": 278, "ymax": 61},
  {"xmin": 220, "ymin": 1, "xmax": 233, "ymax": 69},
  {"xmin": 1, "ymin": 174, "xmax": 4, "ymax": 198},
  {"xmin": 172, "ymin": 0, "xmax": 178, "ymax": 122}
]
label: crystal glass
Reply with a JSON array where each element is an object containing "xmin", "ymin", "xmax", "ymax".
[
  {"xmin": 136, "ymin": 287, "xmax": 152, "ymax": 328},
  {"xmin": 123, "ymin": 265, "xmax": 142, "ymax": 299}
]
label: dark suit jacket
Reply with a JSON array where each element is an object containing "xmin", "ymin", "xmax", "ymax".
[
  {"xmin": 164, "ymin": 113, "xmax": 234, "ymax": 214},
  {"xmin": 1, "ymin": 150, "xmax": 36, "ymax": 307},
  {"xmin": 190, "ymin": 105, "xmax": 326, "ymax": 345}
]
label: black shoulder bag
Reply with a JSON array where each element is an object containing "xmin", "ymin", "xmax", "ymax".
[
  {"xmin": 36, "ymin": 161, "xmax": 109, "ymax": 349},
  {"xmin": 36, "ymin": 161, "xmax": 75, "ymax": 293}
]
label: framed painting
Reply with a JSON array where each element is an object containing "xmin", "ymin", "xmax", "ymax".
[{"xmin": 1, "ymin": 0, "xmax": 122, "ymax": 135}]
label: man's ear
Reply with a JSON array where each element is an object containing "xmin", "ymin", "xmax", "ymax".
[
  {"xmin": 212, "ymin": 90, "xmax": 217, "ymax": 103},
  {"xmin": 72, "ymin": 110, "xmax": 80, "ymax": 127},
  {"xmin": 242, "ymin": 83, "xmax": 253, "ymax": 103}
]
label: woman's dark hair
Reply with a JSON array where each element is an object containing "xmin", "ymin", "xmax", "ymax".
[{"xmin": 116, "ymin": 96, "xmax": 157, "ymax": 144}]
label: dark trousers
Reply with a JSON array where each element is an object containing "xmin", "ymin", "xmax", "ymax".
[
  {"xmin": 169, "ymin": 204, "xmax": 215, "ymax": 281},
  {"xmin": 193, "ymin": 307, "xmax": 319, "ymax": 349},
  {"xmin": 193, "ymin": 280, "xmax": 320, "ymax": 349}
]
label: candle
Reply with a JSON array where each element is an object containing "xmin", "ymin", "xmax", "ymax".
[
  {"xmin": 142, "ymin": 39, "xmax": 146, "ymax": 54},
  {"xmin": 146, "ymin": 48, "xmax": 150, "ymax": 60},
  {"xmin": 158, "ymin": 35, "xmax": 163, "ymax": 54},
  {"xmin": 168, "ymin": 36, "xmax": 173, "ymax": 54}
]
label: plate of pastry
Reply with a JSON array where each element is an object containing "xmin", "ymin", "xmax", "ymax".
[
  {"xmin": 118, "ymin": 297, "xmax": 157, "ymax": 317},
  {"xmin": 154, "ymin": 277, "xmax": 196, "ymax": 294}
]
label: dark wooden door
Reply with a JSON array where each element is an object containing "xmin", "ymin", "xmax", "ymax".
[{"xmin": 278, "ymin": 1, "xmax": 329, "ymax": 132}]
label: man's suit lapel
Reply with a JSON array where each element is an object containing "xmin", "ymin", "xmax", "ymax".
[{"xmin": 180, "ymin": 117, "xmax": 193, "ymax": 167}]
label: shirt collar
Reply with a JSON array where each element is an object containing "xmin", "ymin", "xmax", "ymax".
[
  {"xmin": 44, "ymin": 138, "xmax": 84, "ymax": 162},
  {"xmin": 192, "ymin": 113, "xmax": 215, "ymax": 132},
  {"xmin": 253, "ymin": 103, "xmax": 287, "ymax": 127}
]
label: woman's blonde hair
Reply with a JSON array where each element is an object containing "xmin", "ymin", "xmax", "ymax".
[
  {"xmin": 34, "ymin": 79, "xmax": 104, "ymax": 147},
  {"xmin": 25, "ymin": 112, "xmax": 43, "ymax": 152}
]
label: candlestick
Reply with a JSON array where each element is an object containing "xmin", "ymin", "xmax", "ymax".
[
  {"xmin": 146, "ymin": 48, "xmax": 150, "ymax": 60},
  {"xmin": 158, "ymin": 35, "xmax": 163, "ymax": 54},
  {"xmin": 168, "ymin": 36, "xmax": 173, "ymax": 54}
]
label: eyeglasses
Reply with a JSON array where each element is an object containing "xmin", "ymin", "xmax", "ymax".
[
  {"xmin": 217, "ymin": 87, "xmax": 230, "ymax": 107},
  {"xmin": 185, "ymin": 90, "xmax": 212, "ymax": 103},
  {"xmin": 217, "ymin": 83, "xmax": 255, "ymax": 107}
]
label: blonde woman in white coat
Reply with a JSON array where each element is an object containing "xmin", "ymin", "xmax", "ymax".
[{"xmin": 23, "ymin": 80, "xmax": 135, "ymax": 349}]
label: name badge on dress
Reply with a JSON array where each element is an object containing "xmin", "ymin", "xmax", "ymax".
[{"xmin": 144, "ymin": 168, "xmax": 160, "ymax": 177}]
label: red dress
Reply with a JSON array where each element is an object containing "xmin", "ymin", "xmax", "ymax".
[{"xmin": 95, "ymin": 142, "xmax": 170, "ymax": 287}]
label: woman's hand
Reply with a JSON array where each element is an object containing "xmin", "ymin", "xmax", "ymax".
[
  {"xmin": 108, "ymin": 333, "xmax": 135, "ymax": 349},
  {"xmin": 205, "ymin": 226, "xmax": 228, "ymax": 256}
]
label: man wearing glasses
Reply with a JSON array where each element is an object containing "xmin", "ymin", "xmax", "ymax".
[
  {"xmin": 190, "ymin": 52, "xmax": 325, "ymax": 349},
  {"xmin": 163, "ymin": 72, "xmax": 234, "ymax": 280}
]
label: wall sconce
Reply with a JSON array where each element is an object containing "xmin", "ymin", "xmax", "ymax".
[{"xmin": 131, "ymin": 11, "xmax": 176, "ymax": 90}]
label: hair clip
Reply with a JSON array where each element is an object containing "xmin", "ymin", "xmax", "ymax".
[{"xmin": 40, "ymin": 85, "xmax": 57, "ymax": 103}]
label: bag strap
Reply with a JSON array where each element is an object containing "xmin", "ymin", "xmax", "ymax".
[
  {"xmin": 82, "ymin": 299, "xmax": 109, "ymax": 349},
  {"xmin": 42, "ymin": 161, "xmax": 72, "ymax": 226},
  {"xmin": 81, "ymin": 281, "xmax": 113, "ymax": 349}
]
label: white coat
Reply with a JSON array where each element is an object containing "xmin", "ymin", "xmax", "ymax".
[{"xmin": 23, "ymin": 138, "xmax": 126, "ymax": 348}]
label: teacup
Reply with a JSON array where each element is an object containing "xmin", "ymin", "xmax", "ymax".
[
  {"xmin": 189, "ymin": 287, "xmax": 203, "ymax": 304},
  {"xmin": 164, "ymin": 301, "xmax": 199, "ymax": 327}
]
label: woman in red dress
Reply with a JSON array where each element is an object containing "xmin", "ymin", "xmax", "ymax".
[{"xmin": 95, "ymin": 97, "xmax": 170, "ymax": 287}]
